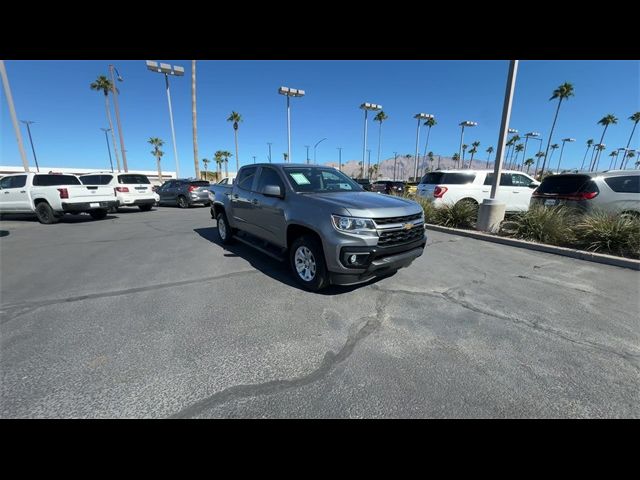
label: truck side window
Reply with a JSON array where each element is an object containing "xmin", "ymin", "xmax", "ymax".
[
  {"xmin": 257, "ymin": 168, "xmax": 284, "ymax": 194},
  {"xmin": 0, "ymin": 177, "xmax": 13, "ymax": 189},
  {"xmin": 237, "ymin": 167, "xmax": 257, "ymax": 191}
]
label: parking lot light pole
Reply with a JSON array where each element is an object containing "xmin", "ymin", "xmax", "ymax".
[
  {"xmin": 414, "ymin": 113, "xmax": 433, "ymax": 180},
  {"xmin": 393, "ymin": 152, "xmax": 398, "ymax": 181},
  {"xmin": 314, "ymin": 138, "xmax": 327, "ymax": 165},
  {"xmin": 109, "ymin": 64, "xmax": 128, "ymax": 172},
  {"xmin": 337, "ymin": 147, "xmax": 342, "ymax": 171},
  {"xmin": 100, "ymin": 127, "xmax": 114, "ymax": 172},
  {"xmin": 0, "ymin": 60, "xmax": 30, "ymax": 172},
  {"xmin": 267, "ymin": 142, "xmax": 272, "ymax": 163},
  {"xmin": 557, "ymin": 137, "xmax": 575, "ymax": 172},
  {"xmin": 279, "ymin": 86, "xmax": 305, "ymax": 163},
  {"xmin": 458, "ymin": 120, "xmax": 478, "ymax": 167},
  {"xmin": 477, "ymin": 60, "xmax": 519, "ymax": 233},
  {"xmin": 521, "ymin": 132, "xmax": 539, "ymax": 174},
  {"xmin": 360, "ymin": 103, "xmax": 382, "ymax": 179},
  {"xmin": 20, "ymin": 120, "xmax": 40, "ymax": 172},
  {"xmin": 146, "ymin": 61, "xmax": 184, "ymax": 178}
]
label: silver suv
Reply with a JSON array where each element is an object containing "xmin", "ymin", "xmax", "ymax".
[{"xmin": 530, "ymin": 170, "xmax": 640, "ymax": 216}]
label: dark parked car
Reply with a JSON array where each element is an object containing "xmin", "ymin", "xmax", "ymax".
[
  {"xmin": 156, "ymin": 179, "xmax": 211, "ymax": 208},
  {"xmin": 372, "ymin": 180, "xmax": 406, "ymax": 195},
  {"xmin": 352, "ymin": 178, "xmax": 372, "ymax": 191}
]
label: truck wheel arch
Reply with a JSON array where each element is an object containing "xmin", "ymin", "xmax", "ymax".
[{"xmin": 286, "ymin": 224, "xmax": 324, "ymax": 254}]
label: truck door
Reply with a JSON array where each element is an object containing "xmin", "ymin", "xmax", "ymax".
[{"xmin": 250, "ymin": 167, "xmax": 287, "ymax": 247}]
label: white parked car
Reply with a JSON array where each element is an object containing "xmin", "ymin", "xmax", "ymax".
[
  {"xmin": 416, "ymin": 169, "xmax": 539, "ymax": 212},
  {"xmin": 0, "ymin": 172, "xmax": 117, "ymax": 224},
  {"xmin": 79, "ymin": 172, "xmax": 159, "ymax": 212}
]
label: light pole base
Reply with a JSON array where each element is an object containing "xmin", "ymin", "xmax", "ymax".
[{"xmin": 476, "ymin": 199, "xmax": 506, "ymax": 233}]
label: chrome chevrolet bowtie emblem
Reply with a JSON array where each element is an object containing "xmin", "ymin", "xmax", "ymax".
[{"xmin": 403, "ymin": 223, "xmax": 413, "ymax": 230}]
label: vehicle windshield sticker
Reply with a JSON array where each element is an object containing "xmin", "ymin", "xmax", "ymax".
[{"xmin": 290, "ymin": 173, "xmax": 311, "ymax": 185}]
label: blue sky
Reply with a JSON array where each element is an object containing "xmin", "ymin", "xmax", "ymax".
[{"xmin": 2, "ymin": 60, "xmax": 638, "ymax": 174}]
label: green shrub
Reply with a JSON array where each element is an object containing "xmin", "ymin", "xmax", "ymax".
[
  {"xmin": 572, "ymin": 211, "xmax": 640, "ymax": 258},
  {"xmin": 413, "ymin": 196, "xmax": 438, "ymax": 224},
  {"xmin": 499, "ymin": 205, "xmax": 576, "ymax": 246},
  {"xmin": 432, "ymin": 201, "xmax": 478, "ymax": 229}
]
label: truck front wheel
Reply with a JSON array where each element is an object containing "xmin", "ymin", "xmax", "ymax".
[
  {"xmin": 289, "ymin": 235, "xmax": 329, "ymax": 291},
  {"xmin": 216, "ymin": 212, "xmax": 235, "ymax": 245},
  {"xmin": 35, "ymin": 202, "xmax": 60, "ymax": 224}
]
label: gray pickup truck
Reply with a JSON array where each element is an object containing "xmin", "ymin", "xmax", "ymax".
[{"xmin": 210, "ymin": 164, "xmax": 427, "ymax": 291}]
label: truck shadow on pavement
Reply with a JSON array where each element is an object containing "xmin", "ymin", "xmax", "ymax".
[
  {"xmin": 0, "ymin": 230, "xmax": 8, "ymax": 237},
  {"xmin": 194, "ymin": 227, "xmax": 389, "ymax": 295},
  {"xmin": 0, "ymin": 213, "xmax": 119, "ymax": 224}
]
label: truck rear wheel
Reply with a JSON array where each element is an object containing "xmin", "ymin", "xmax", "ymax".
[
  {"xmin": 216, "ymin": 212, "xmax": 235, "ymax": 245},
  {"xmin": 35, "ymin": 202, "xmax": 60, "ymax": 224},
  {"xmin": 289, "ymin": 235, "xmax": 329, "ymax": 291},
  {"xmin": 89, "ymin": 209, "xmax": 108, "ymax": 220}
]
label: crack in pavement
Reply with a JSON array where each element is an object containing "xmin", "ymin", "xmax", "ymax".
[
  {"xmin": 170, "ymin": 291, "xmax": 391, "ymax": 418},
  {"xmin": 370, "ymin": 283, "xmax": 640, "ymax": 371},
  {"xmin": 0, "ymin": 270, "xmax": 260, "ymax": 324}
]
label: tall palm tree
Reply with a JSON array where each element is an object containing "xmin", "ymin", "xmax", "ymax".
[
  {"xmin": 627, "ymin": 151, "xmax": 637, "ymax": 169},
  {"xmin": 534, "ymin": 151, "xmax": 545, "ymax": 176},
  {"xmin": 508, "ymin": 135, "xmax": 521, "ymax": 168},
  {"xmin": 540, "ymin": 82, "xmax": 575, "ymax": 176},
  {"xmin": 214, "ymin": 151, "xmax": 224, "ymax": 180},
  {"xmin": 421, "ymin": 117, "xmax": 437, "ymax": 172},
  {"xmin": 428, "ymin": 151, "xmax": 434, "ymax": 172},
  {"xmin": 485, "ymin": 146, "xmax": 494, "ymax": 168},
  {"xmin": 221, "ymin": 150, "xmax": 232, "ymax": 177},
  {"xmin": 592, "ymin": 144, "xmax": 606, "ymax": 171},
  {"xmin": 148, "ymin": 137, "xmax": 164, "ymax": 184},
  {"xmin": 513, "ymin": 143, "xmax": 524, "ymax": 170},
  {"xmin": 608, "ymin": 151, "xmax": 618, "ymax": 170},
  {"xmin": 227, "ymin": 111, "xmax": 242, "ymax": 172},
  {"xmin": 461, "ymin": 144, "xmax": 468, "ymax": 168},
  {"xmin": 468, "ymin": 141, "xmax": 480, "ymax": 169},
  {"xmin": 580, "ymin": 139, "xmax": 594, "ymax": 170},
  {"xmin": 358, "ymin": 161, "xmax": 364, "ymax": 178},
  {"xmin": 90, "ymin": 75, "xmax": 121, "ymax": 172},
  {"xmin": 547, "ymin": 144, "xmax": 559, "ymax": 171},
  {"xmin": 202, "ymin": 158, "xmax": 210, "ymax": 180},
  {"xmin": 452, "ymin": 153, "xmax": 460, "ymax": 168},
  {"xmin": 591, "ymin": 114, "xmax": 618, "ymax": 171},
  {"xmin": 620, "ymin": 112, "xmax": 640, "ymax": 168},
  {"xmin": 524, "ymin": 158, "xmax": 534, "ymax": 173},
  {"xmin": 374, "ymin": 110, "xmax": 388, "ymax": 173}
]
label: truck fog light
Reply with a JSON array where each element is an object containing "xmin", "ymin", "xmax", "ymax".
[{"xmin": 349, "ymin": 254, "xmax": 357, "ymax": 264}]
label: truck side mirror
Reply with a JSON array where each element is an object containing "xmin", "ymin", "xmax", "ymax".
[{"xmin": 263, "ymin": 184, "xmax": 284, "ymax": 198}]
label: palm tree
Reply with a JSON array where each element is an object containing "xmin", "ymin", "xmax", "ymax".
[
  {"xmin": 592, "ymin": 144, "xmax": 606, "ymax": 171},
  {"xmin": 90, "ymin": 75, "xmax": 121, "ymax": 172},
  {"xmin": 547, "ymin": 144, "xmax": 559, "ymax": 171},
  {"xmin": 227, "ymin": 111, "xmax": 242, "ymax": 172},
  {"xmin": 485, "ymin": 146, "xmax": 494, "ymax": 168},
  {"xmin": 620, "ymin": 112, "xmax": 640, "ymax": 168},
  {"xmin": 580, "ymin": 139, "xmax": 594, "ymax": 170},
  {"xmin": 461, "ymin": 144, "xmax": 468, "ymax": 168},
  {"xmin": 148, "ymin": 137, "xmax": 164, "ymax": 184},
  {"xmin": 358, "ymin": 161, "xmax": 364, "ymax": 178},
  {"xmin": 283, "ymin": 153, "xmax": 288, "ymax": 163},
  {"xmin": 468, "ymin": 141, "xmax": 480, "ymax": 169},
  {"xmin": 428, "ymin": 151, "xmax": 434, "ymax": 172},
  {"xmin": 534, "ymin": 151, "xmax": 545, "ymax": 176},
  {"xmin": 202, "ymin": 158, "xmax": 210, "ymax": 180},
  {"xmin": 220, "ymin": 150, "xmax": 232, "ymax": 177},
  {"xmin": 513, "ymin": 143, "xmax": 524, "ymax": 170},
  {"xmin": 625, "ymin": 150, "xmax": 636, "ymax": 169},
  {"xmin": 524, "ymin": 158, "xmax": 534, "ymax": 173},
  {"xmin": 508, "ymin": 135, "xmax": 521, "ymax": 168},
  {"xmin": 608, "ymin": 151, "xmax": 618, "ymax": 170},
  {"xmin": 452, "ymin": 153, "xmax": 460, "ymax": 168},
  {"xmin": 214, "ymin": 151, "xmax": 224, "ymax": 180},
  {"xmin": 374, "ymin": 110, "xmax": 388, "ymax": 174},
  {"xmin": 540, "ymin": 82, "xmax": 575, "ymax": 176},
  {"xmin": 421, "ymin": 117, "xmax": 437, "ymax": 173},
  {"xmin": 591, "ymin": 114, "xmax": 618, "ymax": 171}
]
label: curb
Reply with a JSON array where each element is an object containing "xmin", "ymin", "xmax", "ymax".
[{"xmin": 425, "ymin": 224, "xmax": 640, "ymax": 271}]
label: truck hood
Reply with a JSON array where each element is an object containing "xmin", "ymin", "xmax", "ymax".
[{"xmin": 304, "ymin": 191, "xmax": 422, "ymax": 218}]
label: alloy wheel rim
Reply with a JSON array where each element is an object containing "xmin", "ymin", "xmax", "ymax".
[
  {"xmin": 218, "ymin": 217, "xmax": 226, "ymax": 239},
  {"xmin": 294, "ymin": 246, "xmax": 316, "ymax": 281}
]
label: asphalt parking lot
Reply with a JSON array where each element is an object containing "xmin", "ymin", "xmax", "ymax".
[{"xmin": 1, "ymin": 206, "xmax": 638, "ymax": 418}]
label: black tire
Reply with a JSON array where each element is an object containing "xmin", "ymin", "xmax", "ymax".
[
  {"xmin": 108, "ymin": 205, "xmax": 118, "ymax": 213},
  {"xmin": 176, "ymin": 196, "xmax": 189, "ymax": 209},
  {"xmin": 35, "ymin": 202, "xmax": 60, "ymax": 224},
  {"xmin": 289, "ymin": 235, "xmax": 329, "ymax": 292},
  {"xmin": 138, "ymin": 204, "xmax": 153, "ymax": 212},
  {"xmin": 89, "ymin": 209, "xmax": 108, "ymax": 220},
  {"xmin": 216, "ymin": 211, "xmax": 235, "ymax": 245}
]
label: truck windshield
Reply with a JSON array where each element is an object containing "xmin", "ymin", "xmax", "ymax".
[{"xmin": 284, "ymin": 167, "xmax": 362, "ymax": 193}]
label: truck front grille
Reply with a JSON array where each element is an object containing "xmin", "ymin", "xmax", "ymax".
[
  {"xmin": 377, "ymin": 225, "xmax": 424, "ymax": 247},
  {"xmin": 373, "ymin": 213, "xmax": 422, "ymax": 226}
]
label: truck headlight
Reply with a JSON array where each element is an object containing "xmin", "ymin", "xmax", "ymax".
[{"xmin": 331, "ymin": 215, "xmax": 377, "ymax": 236}]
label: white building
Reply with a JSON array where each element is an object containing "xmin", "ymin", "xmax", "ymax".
[{"xmin": 0, "ymin": 166, "xmax": 176, "ymax": 186}]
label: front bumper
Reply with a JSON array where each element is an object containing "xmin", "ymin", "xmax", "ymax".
[
  {"xmin": 61, "ymin": 200, "xmax": 118, "ymax": 212},
  {"xmin": 328, "ymin": 234, "xmax": 427, "ymax": 286}
]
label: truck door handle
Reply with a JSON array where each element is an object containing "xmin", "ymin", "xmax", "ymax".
[
  {"xmin": 20, "ymin": 190, "xmax": 26, "ymax": 193},
  {"xmin": 482, "ymin": 190, "xmax": 489, "ymax": 193},
  {"xmin": 3, "ymin": 191, "xmax": 9, "ymax": 194},
  {"xmin": 233, "ymin": 194, "xmax": 239, "ymax": 199}
]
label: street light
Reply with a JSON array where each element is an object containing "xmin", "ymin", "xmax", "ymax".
[
  {"xmin": 305, "ymin": 145, "xmax": 310, "ymax": 164},
  {"xmin": 458, "ymin": 120, "xmax": 478, "ymax": 168},
  {"xmin": 393, "ymin": 152, "xmax": 398, "ymax": 181},
  {"xmin": 109, "ymin": 64, "xmax": 128, "ymax": 172},
  {"xmin": 279, "ymin": 86, "xmax": 305, "ymax": 163},
  {"xmin": 360, "ymin": 102, "xmax": 382, "ymax": 179},
  {"xmin": 20, "ymin": 120, "xmax": 40, "ymax": 172},
  {"xmin": 413, "ymin": 113, "xmax": 434, "ymax": 180},
  {"xmin": 505, "ymin": 128, "xmax": 519, "ymax": 169},
  {"xmin": 617, "ymin": 148, "xmax": 627, "ymax": 169},
  {"xmin": 557, "ymin": 137, "xmax": 575, "ymax": 172},
  {"xmin": 146, "ymin": 60, "xmax": 184, "ymax": 178},
  {"xmin": 520, "ymin": 132, "xmax": 539, "ymax": 173},
  {"xmin": 592, "ymin": 144, "xmax": 606, "ymax": 171},
  {"xmin": 1, "ymin": 61, "xmax": 30, "ymax": 172},
  {"xmin": 267, "ymin": 142, "xmax": 272, "ymax": 163},
  {"xmin": 100, "ymin": 127, "xmax": 114, "ymax": 172},
  {"xmin": 337, "ymin": 147, "xmax": 342, "ymax": 171},
  {"xmin": 314, "ymin": 138, "xmax": 327, "ymax": 164}
]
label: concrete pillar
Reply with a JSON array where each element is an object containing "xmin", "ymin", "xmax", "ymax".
[{"xmin": 476, "ymin": 199, "xmax": 506, "ymax": 233}]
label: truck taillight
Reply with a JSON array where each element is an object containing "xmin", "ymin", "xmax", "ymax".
[
  {"xmin": 57, "ymin": 188, "xmax": 69, "ymax": 199},
  {"xmin": 433, "ymin": 186, "xmax": 448, "ymax": 198},
  {"xmin": 115, "ymin": 187, "xmax": 129, "ymax": 193}
]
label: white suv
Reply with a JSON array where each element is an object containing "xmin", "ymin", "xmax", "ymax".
[
  {"xmin": 79, "ymin": 173, "xmax": 159, "ymax": 212},
  {"xmin": 416, "ymin": 169, "xmax": 539, "ymax": 212}
]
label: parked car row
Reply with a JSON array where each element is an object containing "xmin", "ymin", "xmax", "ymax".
[{"xmin": 415, "ymin": 169, "xmax": 640, "ymax": 216}]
